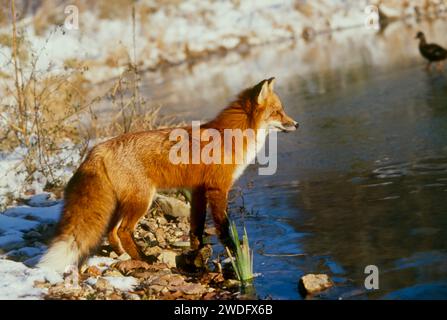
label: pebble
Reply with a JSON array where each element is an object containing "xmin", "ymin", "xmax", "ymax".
[
  {"xmin": 94, "ymin": 278, "xmax": 113, "ymax": 292},
  {"xmin": 157, "ymin": 216, "xmax": 168, "ymax": 225},
  {"xmin": 123, "ymin": 292, "xmax": 141, "ymax": 300},
  {"xmin": 144, "ymin": 245, "xmax": 162, "ymax": 256},
  {"xmin": 118, "ymin": 253, "xmax": 131, "ymax": 261},
  {"xmin": 172, "ymin": 241, "xmax": 190, "ymax": 248},
  {"xmin": 84, "ymin": 266, "xmax": 102, "ymax": 277},
  {"xmin": 24, "ymin": 230, "xmax": 42, "ymax": 239},
  {"xmin": 155, "ymin": 194, "xmax": 191, "ymax": 218},
  {"xmin": 158, "ymin": 250, "xmax": 178, "ymax": 268},
  {"xmin": 178, "ymin": 283, "xmax": 206, "ymax": 295},
  {"xmin": 155, "ymin": 228, "xmax": 167, "ymax": 247},
  {"xmin": 299, "ymin": 274, "xmax": 333, "ymax": 295}
]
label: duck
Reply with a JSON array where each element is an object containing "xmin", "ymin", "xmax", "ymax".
[{"xmin": 416, "ymin": 31, "xmax": 447, "ymax": 71}]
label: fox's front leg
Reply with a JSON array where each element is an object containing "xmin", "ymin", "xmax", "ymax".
[
  {"xmin": 206, "ymin": 188, "xmax": 231, "ymax": 248},
  {"xmin": 190, "ymin": 186, "xmax": 207, "ymax": 250}
]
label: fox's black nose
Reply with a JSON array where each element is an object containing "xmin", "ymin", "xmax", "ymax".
[{"xmin": 294, "ymin": 121, "xmax": 299, "ymax": 129}]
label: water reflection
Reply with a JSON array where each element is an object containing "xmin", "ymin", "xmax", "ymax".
[
  {"xmin": 137, "ymin": 19, "xmax": 447, "ymax": 299},
  {"xmin": 231, "ymin": 22, "xmax": 447, "ymax": 299}
]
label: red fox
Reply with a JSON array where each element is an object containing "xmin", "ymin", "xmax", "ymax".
[{"xmin": 38, "ymin": 77, "xmax": 298, "ymax": 273}]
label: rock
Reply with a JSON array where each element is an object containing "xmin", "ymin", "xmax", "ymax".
[
  {"xmin": 200, "ymin": 272, "xmax": 225, "ymax": 285},
  {"xmin": 299, "ymin": 274, "xmax": 333, "ymax": 295},
  {"xmin": 131, "ymin": 271, "xmax": 155, "ymax": 279},
  {"xmin": 102, "ymin": 269, "xmax": 123, "ymax": 277},
  {"xmin": 24, "ymin": 230, "xmax": 42, "ymax": 239},
  {"xmin": 204, "ymin": 227, "xmax": 217, "ymax": 236},
  {"xmin": 172, "ymin": 241, "xmax": 190, "ymax": 248},
  {"xmin": 84, "ymin": 266, "xmax": 102, "ymax": 277},
  {"xmin": 112, "ymin": 260, "xmax": 152, "ymax": 275},
  {"xmin": 174, "ymin": 230, "xmax": 183, "ymax": 237},
  {"xmin": 158, "ymin": 250, "xmax": 178, "ymax": 268},
  {"xmin": 178, "ymin": 222, "xmax": 189, "ymax": 232},
  {"xmin": 177, "ymin": 283, "xmax": 206, "ymax": 295},
  {"xmin": 203, "ymin": 292, "xmax": 217, "ymax": 300},
  {"xmin": 94, "ymin": 278, "xmax": 113, "ymax": 292},
  {"xmin": 24, "ymin": 189, "xmax": 36, "ymax": 196},
  {"xmin": 34, "ymin": 280, "xmax": 51, "ymax": 289},
  {"xmin": 47, "ymin": 283, "xmax": 83, "ymax": 299},
  {"xmin": 155, "ymin": 194, "xmax": 190, "ymax": 218},
  {"xmin": 194, "ymin": 245, "xmax": 213, "ymax": 268},
  {"xmin": 148, "ymin": 284, "xmax": 165, "ymax": 293},
  {"xmin": 146, "ymin": 274, "xmax": 169, "ymax": 286},
  {"xmin": 134, "ymin": 265, "xmax": 171, "ymax": 279},
  {"xmin": 160, "ymin": 290, "xmax": 184, "ymax": 300},
  {"xmin": 79, "ymin": 264, "xmax": 89, "ymax": 274},
  {"xmin": 166, "ymin": 274, "xmax": 185, "ymax": 288},
  {"xmin": 223, "ymin": 279, "xmax": 240, "ymax": 289},
  {"xmin": 154, "ymin": 228, "xmax": 166, "ymax": 247},
  {"xmin": 147, "ymin": 273, "xmax": 184, "ymax": 289},
  {"xmin": 156, "ymin": 216, "xmax": 168, "ymax": 225},
  {"xmin": 123, "ymin": 292, "xmax": 141, "ymax": 300},
  {"xmin": 118, "ymin": 253, "xmax": 131, "ymax": 261},
  {"xmin": 32, "ymin": 241, "xmax": 46, "ymax": 248},
  {"xmin": 139, "ymin": 220, "xmax": 152, "ymax": 231},
  {"xmin": 108, "ymin": 292, "xmax": 123, "ymax": 300},
  {"xmin": 144, "ymin": 245, "xmax": 162, "ymax": 256},
  {"xmin": 147, "ymin": 221, "xmax": 158, "ymax": 232}
]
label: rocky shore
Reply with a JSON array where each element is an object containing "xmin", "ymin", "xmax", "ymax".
[{"xmin": 0, "ymin": 192, "xmax": 247, "ymax": 300}]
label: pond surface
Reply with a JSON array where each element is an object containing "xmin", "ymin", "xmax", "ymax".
[{"xmin": 140, "ymin": 19, "xmax": 447, "ymax": 299}]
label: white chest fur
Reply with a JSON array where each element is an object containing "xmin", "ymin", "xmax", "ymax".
[{"xmin": 232, "ymin": 129, "xmax": 268, "ymax": 182}]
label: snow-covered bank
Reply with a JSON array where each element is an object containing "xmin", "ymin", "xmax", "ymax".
[
  {"xmin": 0, "ymin": 144, "xmax": 81, "ymax": 210},
  {"xmin": 0, "ymin": 193, "xmax": 61, "ymax": 299},
  {"xmin": 0, "ymin": 259, "xmax": 62, "ymax": 299},
  {"xmin": 0, "ymin": 193, "xmax": 130, "ymax": 299},
  {"xmin": 0, "ymin": 0, "xmax": 442, "ymax": 84},
  {"xmin": 0, "ymin": 190, "xmax": 233, "ymax": 300}
]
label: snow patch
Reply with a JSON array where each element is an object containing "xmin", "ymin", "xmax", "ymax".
[
  {"xmin": 0, "ymin": 215, "xmax": 40, "ymax": 233},
  {"xmin": 0, "ymin": 259, "xmax": 62, "ymax": 300},
  {"xmin": 4, "ymin": 203, "xmax": 63, "ymax": 224},
  {"xmin": 86, "ymin": 276, "xmax": 138, "ymax": 292}
]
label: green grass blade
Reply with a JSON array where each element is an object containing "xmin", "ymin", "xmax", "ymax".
[{"xmin": 225, "ymin": 220, "xmax": 254, "ymax": 282}]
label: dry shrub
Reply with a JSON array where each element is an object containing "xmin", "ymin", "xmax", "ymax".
[{"xmin": 1, "ymin": 1, "xmax": 179, "ymax": 196}]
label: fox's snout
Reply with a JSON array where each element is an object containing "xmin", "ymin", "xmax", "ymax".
[
  {"xmin": 278, "ymin": 116, "xmax": 299, "ymax": 132},
  {"xmin": 282, "ymin": 119, "xmax": 299, "ymax": 132}
]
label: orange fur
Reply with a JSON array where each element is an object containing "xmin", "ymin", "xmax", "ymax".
[{"xmin": 38, "ymin": 78, "xmax": 298, "ymax": 272}]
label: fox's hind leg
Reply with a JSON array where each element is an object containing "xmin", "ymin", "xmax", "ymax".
[
  {"xmin": 117, "ymin": 187, "xmax": 155, "ymax": 260},
  {"xmin": 107, "ymin": 214, "xmax": 124, "ymax": 255},
  {"xmin": 190, "ymin": 186, "xmax": 207, "ymax": 250}
]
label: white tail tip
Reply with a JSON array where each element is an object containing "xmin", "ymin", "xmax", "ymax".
[{"xmin": 37, "ymin": 236, "xmax": 79, "ymax": 274}]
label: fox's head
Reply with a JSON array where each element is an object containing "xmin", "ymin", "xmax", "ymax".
[{"xmin": 251, "ymin": 77, "xmax": 298, "ymax": 132}]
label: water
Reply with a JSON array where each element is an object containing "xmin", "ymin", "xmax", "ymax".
[{"xmin": 139, "ymin": 20, "xmax": 447, "ymax": 299}]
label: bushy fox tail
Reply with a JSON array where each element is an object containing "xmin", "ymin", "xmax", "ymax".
[{"xmin": 38, "ymin": 155, "xmax": 116, "ymax": 273}]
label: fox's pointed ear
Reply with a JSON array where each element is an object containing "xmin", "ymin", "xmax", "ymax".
[
  {"xmin": 256, "ymin": 80, "xmax": 270, "ymax": 105},
  {"xmin": 267, "ymin": 77, "xmax": 276, "ymax": 92}
]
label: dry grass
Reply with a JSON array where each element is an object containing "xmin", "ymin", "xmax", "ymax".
[{"xmin": 1, "ymin": 1, "xmax": 178, "ymax": 197}]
